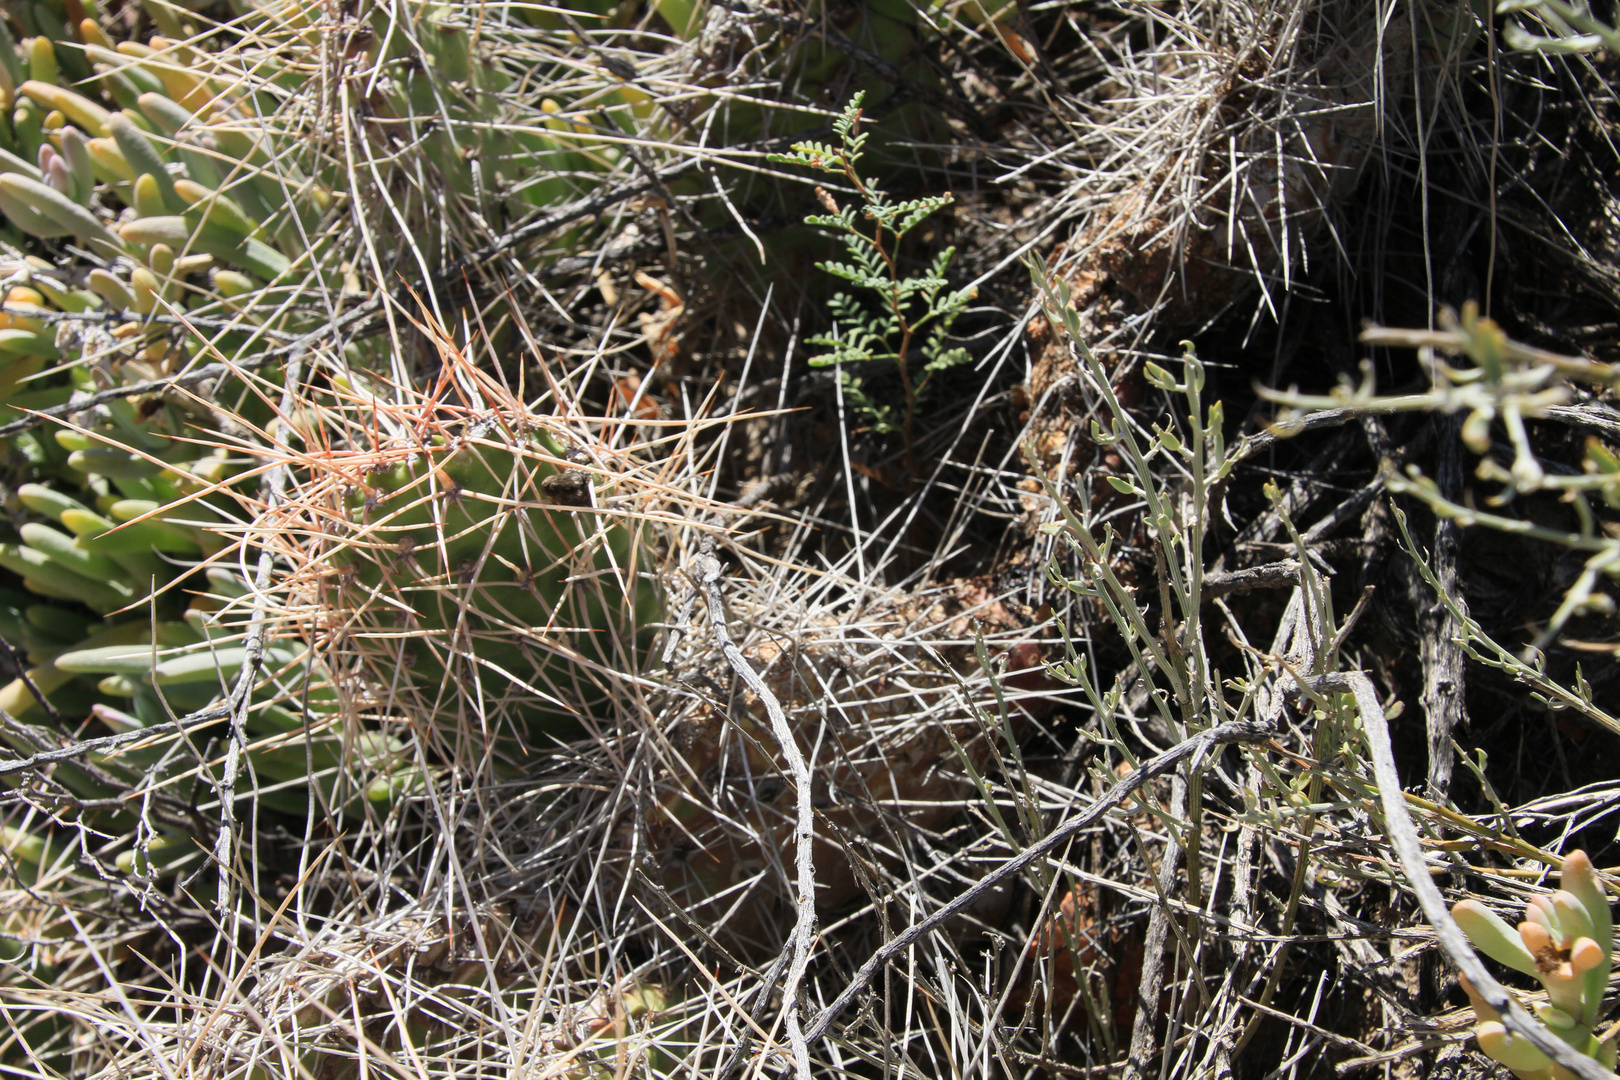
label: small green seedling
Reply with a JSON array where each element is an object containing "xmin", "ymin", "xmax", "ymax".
[
  {"xmin": 1453, "ymin": 851, "xmax": 1618, "ymax": 1078},
  {"xmin": 770, "ymin": 92, "xmax": 976, "ymax": 456}
]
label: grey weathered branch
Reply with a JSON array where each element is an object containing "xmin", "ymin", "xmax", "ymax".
[
  {"xmin": 0, "ymin": 703, "xmax": 234, "ymax": 778},
  {"xmin": 697, "ymin": 537, "xmax": 816, "ymax": 1080}
]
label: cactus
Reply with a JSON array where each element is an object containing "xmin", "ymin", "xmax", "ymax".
[
  {"xmin": 359, "ymin": 2, "xmax": 598, "ymax": 228},
  {"xmin": 0, "ymin": 0, "xmax": 684, "ymax": 867},
  {"xmin": 314, "ymin": 377, "xmax": 661, "ymax": 753},
  {"xmin": 1452, "ymin": 851, "xmax": 1619, "ymax": 1079}
]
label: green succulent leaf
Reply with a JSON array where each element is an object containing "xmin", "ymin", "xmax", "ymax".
[{"xmin": 1452, "ymin": 899, "xmax": 1541, "ymax": 976}]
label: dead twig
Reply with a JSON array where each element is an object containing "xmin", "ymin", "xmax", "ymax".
[
  {"xmin": 0, "ymin": 308, "xmax": 369, "ymax": 441},
  {"xmin": 1203, "ymin": 560, "xmax": 1302, "ymax": 598},
  {"xmin": 0, "ymin": 302, "xmax": 303, "ymax": 340},
  {"xmin": 696, "ymin": 536, "xmax": 816, "ymax": 1080},
  {"xmin": 0, "ymin": 703, "xmax": 234, "ymax": 778},
  {"xmin": 211, "ymin": 346, "xmax": 306, "ymax": 918}
]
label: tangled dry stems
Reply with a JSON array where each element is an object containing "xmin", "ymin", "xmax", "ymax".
[{"xmin": 3, "ymin": 1, "xmax": 1620, "ymax": 1079}]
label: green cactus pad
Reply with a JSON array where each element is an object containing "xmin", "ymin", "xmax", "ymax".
[{"xmin": 329, "ymin": 427, "xmax": 659, "ymax": 749}]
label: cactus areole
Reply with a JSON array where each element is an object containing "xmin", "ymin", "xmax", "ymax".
[{"xmin": 331, "ymin": 425, "xmax": 658, "ymax": 746}]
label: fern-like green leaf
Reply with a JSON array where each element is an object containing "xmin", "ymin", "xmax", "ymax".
[
  {"xmin": 923, "ymin": 346, "xmax": 972, "ymax": 373},
  {"xmin": 775, "ymin": 92, "xmax": 976, "ymax": 441},
  {"xmin": 840, "ymin": 373, "xmax": 896, "ymax": 433},
  {"xmin": 895, "ymin": 195, "xmax": 953, "ymax": 237},
  {"xmin": 768, "ymin": 141, "xmax": 846, "ymax": 171},
  {"xmin": 804, "ymin": 210, "xmax": 858, "ymax": 230},
  {"xmin": 818, "ymin": 261, "xmax": 890, "ymax": 290}
]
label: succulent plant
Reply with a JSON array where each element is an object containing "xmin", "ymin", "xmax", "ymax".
[
  {"xmin": 0, "ymin": 817, "xmax": 95, "ymax": 1072},
  {"xmin": 1452, "ymin": 851, "xmax": 1618, "ymax": 1079},
  {"xmin": 0, "ymin": 9, "xmax": 360, "ymax": 839},
  {"xmin": 0, "ymin": 550, "xmax": 412, "ymax": 825},
  {"xmin": 0, "ymin": 15, "xmax": 348, "ymax": 412},
  {"xmin": 0, "ymin": 15, "xmax": 330, "ymax": 490},
  {"xmin": 316, "ymin": 398, "xmax": 661, "ymax": 755},
  {"xmin": 0, "ymin": 343, "xmax": 326, "ymax": 816}
]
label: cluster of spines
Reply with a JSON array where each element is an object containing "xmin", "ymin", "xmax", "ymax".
[{"xmin": 326, "ymin": 425, "xmax": 659, "ymax": 750}]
